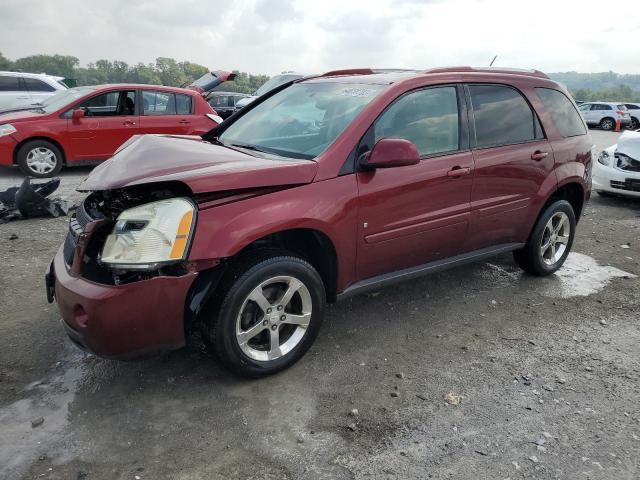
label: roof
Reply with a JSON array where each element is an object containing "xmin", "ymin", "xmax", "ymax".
[
  {"xmin": 85, "ymin": 83, "xmax": 199, "ymax": 94},
  {"xmin": 0, "ymin": 70, "xmax": 65, "ymax": 81}
]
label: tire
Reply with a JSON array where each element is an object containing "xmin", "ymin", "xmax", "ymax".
[
  {"xmin": 600, "ymin": 117, "xmax": 615, "ymax": 131},
  {"xmin": 630, "ymin": 117, "xmax": 639, "ymax": 130},
  {"xmin": 513, "ymin": 200, "xmax": 576, "ymax": 276},
  {"xmin": 17, "ymin": 140, "xmax": 63, "ymax": 178},
  {"xmin": 203, "ymin": 250, "xmax": 326, "ymax": 377}
]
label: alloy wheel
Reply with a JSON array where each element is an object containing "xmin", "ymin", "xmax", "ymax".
[
  {"xmin": 26, "ymin": 147, "xmax": 57, "ymax": 175},
  {"xmin": 539, "ymin": 212, "xmax": 571, "ymax": 266},
  {"xmin": 235, "ymin": 275, "xmax": 312, "ymax": 362}
]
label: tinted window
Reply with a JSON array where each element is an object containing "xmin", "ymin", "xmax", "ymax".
[
  {"xmin": 625, "ymin": 104, "xmax": 640, "ymax": 110},
  {"xmin": 143, "ymin": 91, "xmax": 176, "ymax": 115},
  {"xmin": 24, "ymin": 78, "xmax": 55, "ymax": 92},
  {"xmin": 375, "ymin": 87, "xmax": 459, "ymax": 156},
  {"xmin": 469, "ymin": 84, "xmax": 542, "ymax": 147},
  {"xmin": 78, "ymin": 90, "xmax": 135, "ymax": 116},
  {"xmin": 0, "ymin": 75, "xmax": 22, "ymax": 92},
  {"xmin": 176, "ymin": 94, "xmax": 192, "ymax": 115},
  {"xmin": 209, "ymin": 95, "xmax": 229, "ymax": 108},
  {"xmin": 536, "ymin": 88, "xmax": 586, "ymax": 137}
]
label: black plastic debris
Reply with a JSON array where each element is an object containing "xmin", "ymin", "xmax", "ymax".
[{"xmin": 0, "ymin": 178, "xmax": 71, "ymax": 223}]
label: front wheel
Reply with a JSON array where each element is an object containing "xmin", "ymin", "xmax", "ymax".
[
  {"xmin": 204, "ymin": 251, "xmax": 326, "ymax": 377},
  {"xmin": 17, "ymin": 140, "xmax": 63, "ymax": 178},
  {"xmin": 630, "ymin": 117, "xmax": 639, "ymax": 130},
  {"xmin": 513, "ymin": 200, "xmax": 576, "ymax": 276}
]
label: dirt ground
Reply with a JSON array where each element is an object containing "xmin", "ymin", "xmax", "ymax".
[{"xmin": 1, "ymin": 130, "xmax": 639, "ymax": 480}]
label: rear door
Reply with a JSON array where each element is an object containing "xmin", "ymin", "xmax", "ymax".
[
  {"xmin": 138, "ymin": 90, "xmax": 195, "ymax": 135},
  {"xmin": 0, "ymin": 75, "xmax": 30, "ymax": 109},
  {"xmin": 355, "ymin": 85, "xmax": 474, "ymax": 280},
  {"xmin": 465, "ymin": 83, "xmax": 554, "ymax": 249},
  {"xmin": 66, "ymin": 89, "xmax": 139, "ymax": 160}
]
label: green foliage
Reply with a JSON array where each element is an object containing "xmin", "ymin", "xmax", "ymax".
[
  {"xmin": 570, "ymin": 85, "xmax": 640, "ymax": 103},
  {"xmin": 0, "ymin": 53, "xmax": 268, "ymax": 92},
  {"xmin": 550, "ymin": 71, "xmax": 640, "ymax": 102}
]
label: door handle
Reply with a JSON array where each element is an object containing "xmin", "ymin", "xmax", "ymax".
[
  {"xmin": 178, "ymin": 119, "xmax": 190, "ymax": 124},
  {"xmin": 531, "ymin": 150, "xmax": 548, "ymax": 161},
  {"xmin": 122, "ymin": 121, "xmax": 136, "ymax": 126},
  {"xmin": 447, "ymin": 166, "xmax": 471, "ymax": 178}
]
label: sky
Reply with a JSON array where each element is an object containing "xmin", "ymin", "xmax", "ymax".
[{"xmin": 1, "ymin": 0, "xmax": 639, "ymax": 75}]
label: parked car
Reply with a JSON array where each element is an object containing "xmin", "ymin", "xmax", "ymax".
[
  {"xmin": 623, "ymin": 103, "xmax": 640, "ymax": 130},
  {"xmin": 47, "ymin": 66, "xmax": 592, "ymax": 377},
  {"xmin": 0, "ymin": 71, "xmax": 68, "ymax": 111},
  {"xmin": 205, "ymin": 91, "xmax": 250, "ymax": 119},
  {"xmin": 233, "ymin": 72, "xmax": 306, "ymax": 112},
  {"xmin": 577, "ymin": 102, "xmax": 631, "ymax": 130},
  {"xmin": 593, "ymin": 130, "xmax": 640, "ymax": 198},
  {"xmin": 0, "ymin": 71, "xmax": 235, "ymax": 177}
]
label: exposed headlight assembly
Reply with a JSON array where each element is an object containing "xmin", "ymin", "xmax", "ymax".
[
  {"xmin": 101, "ymin": 198, "xmax": 195, "ymax": 270},
  {"xmin": 597, "ymin": 149, "xmax": 612, "ymax": 166},
  {"xmin": 0, "ymin": 124, "xmax": 17, "ymax": 137}
]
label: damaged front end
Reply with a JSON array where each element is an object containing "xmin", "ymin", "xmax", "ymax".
[
  {"xmin": 614, "ymin": 152, "xmax": 640, "ymax": 173},
  {"xmin": 62, "ymin": 181, "xmax": 202, "ymax": 286}
]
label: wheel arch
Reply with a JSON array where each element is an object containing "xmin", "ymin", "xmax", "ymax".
[{"xmin": 13, "ymin": 136, "xmax": 67, "ymax": 165}]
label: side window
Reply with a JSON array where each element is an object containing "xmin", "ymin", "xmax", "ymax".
[
  {"xmin": 535, "ymin": 88, "xmax": 586, "ymax": 137},
  {"xmin": 601, "ymin": 104, "xmax": 612, "ymax": 111},
  {"xmin": 78, "ymin": 90, "xmax": 135, "ymax": 116},
  {"xmin": 142, "ymin": 91, "xmax": 177, "ymax": 115},
  {"xmin": 24, "ymin": 78, "xmax": 55, "ymax": 92},
  {"xmin": 209, "ymin": 95, "xmax": 228, "ymax": 108},
  {"xmin": 374, "ymin": 86, "xmax": 459, "ymax": 156},
  {"xmin": 468, "ymin": 84, "xmax": 542, "ymax": 148},
  {"xmin": 175, "ymin": 94, "xmax": 193, "ymax": 115},
  {"xmin": 0, "ymin": 75, "xmax": 22, "ymax": 91}
]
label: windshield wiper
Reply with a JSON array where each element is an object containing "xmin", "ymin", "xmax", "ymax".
[{"xmin": 228, "ymin": 142, "xmax": 273, "ymax": 154}]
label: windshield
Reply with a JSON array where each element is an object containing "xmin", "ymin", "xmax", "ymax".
[
  {"xmin": 218, "ymin": 82, "xmax": 384, "ymax": 159},
  {"xmin": 37, "ymin": 87, "xmax": 96, "ymax": 113},
  {"xmin": 255, "ymin": 74, "xmax": 303, "ymax": 96}
]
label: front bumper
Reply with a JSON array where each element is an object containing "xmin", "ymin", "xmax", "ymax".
[
  {"xmin": 49, "ymin": 244, "xmax": 197, "ymax": 359},
  {"xmin": 592, "ymin": 160, "xmax": 640, "ymax": 198}
]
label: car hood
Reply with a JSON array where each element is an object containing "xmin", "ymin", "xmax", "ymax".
[
  {"xmin": 0, "ymin": 109, "xmax": 49, "ymax": 123},
  {"xmin": 78, "ymin": 134, "xmax": 318, "ymax": 194}
]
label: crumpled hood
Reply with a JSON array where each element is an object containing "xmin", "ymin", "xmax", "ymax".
[
  {"xmin": 616, "ymin": 130, "xmax": 640, "ymax": 161},
  {"xmin": 78, "ymin": 134, "xmax": 318, "ymax": 193}
]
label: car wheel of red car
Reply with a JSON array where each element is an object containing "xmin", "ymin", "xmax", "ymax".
[
  {"xmin": 204, "ymin": 250, "xmax": 326, "ymax": 377},
  {"xmin": 513, "ymin": 200, "xmax": 576, "ymax": 276},
  {"xmin": 17, "ymin": 140, "xmax": 63, "ymax": 178}
]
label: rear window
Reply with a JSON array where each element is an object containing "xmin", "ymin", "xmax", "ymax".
[
  {"xmin": 0, "ymin": 75, "xmax": 22, "ymax": 92},
  {"xmin": 176, "ymin": 94, "xmax": 193, "ymax": 115},
  {"xmin": 535, "ymin": 88, "xmax": 587, "ymax": 137},
  {"xmin": 616, "ymin": 104, "xmax": 627, "ymax": 111},
  {"xmin": 468, "ymin": 84, "xmax": 543, "ymax": 148},
  {"xmin": 24, "ymin": 78, "xmax": 55, "ymax": 92}
]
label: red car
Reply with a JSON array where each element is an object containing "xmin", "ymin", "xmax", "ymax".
[
  {"xmin": 0, "ymin": 71, "xmax": 235, "ymax": 177},
  {"xmin": 48, "ymin": 67, "xmax": 592, "ymax": 377}
]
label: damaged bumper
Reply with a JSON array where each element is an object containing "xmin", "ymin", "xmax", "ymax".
[
  {"xmin": 49, "ymin": 243, "xmax": 197, "ymax": 359},
  {"xmin": 593, "ymin": 161, "xmax": 640, "ymax": 197}
]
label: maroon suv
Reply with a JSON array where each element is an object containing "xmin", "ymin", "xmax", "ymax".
[{"xmin": 47, "ymin": 67, "xmax": 592, "ymax": 376}]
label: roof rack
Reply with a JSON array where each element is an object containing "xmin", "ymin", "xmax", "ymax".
[
  {"xmin": 424, "ymin": 66, "xmax": 549, "ymax": 79},
  {"xmin": 319, "ymin": 68, "xmax": 420, "ymax": 78}
]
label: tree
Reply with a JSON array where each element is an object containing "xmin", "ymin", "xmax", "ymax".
[
  {"xmin": 0, "ymin": 52, "xmax": 12, "ymax": 70},
  {"xmin": 12, "ymin": 54, "xmax": 79, "ymax": 77}
]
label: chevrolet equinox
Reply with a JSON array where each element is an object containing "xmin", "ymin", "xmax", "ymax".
[{"xmin": 47, "ymin": 67, "xmax": 593, "ymax": 377}]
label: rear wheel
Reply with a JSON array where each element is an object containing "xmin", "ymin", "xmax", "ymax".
[
  {"xmin": 17, "ymin": 140, "xmax": 63, "ymax": 178},
  {"xmin": 630, "ymin": 117, "xmax": 639, "ymax": 130},
  {"xmin": 203, "ymin": 251, "xmax": 326, "ymax": 377},
  {"xmin": 513, "ymin": 200, "xmax": 576, "ymax": 276},
  {"xmin": 600, "ymin": 117, "xmax": 615, "ymax": 131}
]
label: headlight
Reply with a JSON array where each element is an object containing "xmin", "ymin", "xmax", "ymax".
[
  {"xmin": 101, "ymin": 198, "xmax": 195, "ymax": 270},
  {"xmin": 0, "ymin": 124, "xmax": 17, "ymax": 137},
  {"xmin": 597, "ymin": 150, "xmax": 612, "ymax": 166}
]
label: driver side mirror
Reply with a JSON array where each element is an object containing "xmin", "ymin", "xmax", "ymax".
[
  {"xmin": 72, "ymin": 108, "xmax": 85, "ymax": 122},
  {"xmin": 361, "ymin": 138, "xmax": 421, "ymax": 169}
]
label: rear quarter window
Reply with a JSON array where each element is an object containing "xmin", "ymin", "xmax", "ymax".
[{"xmin": 535, "ymin": 88, "xmax": 587, "ymax": 137}]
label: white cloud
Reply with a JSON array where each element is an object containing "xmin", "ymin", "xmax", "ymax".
[{"xmin": 1, "ymin": 0, "xmax": 639, "ymax": 74}]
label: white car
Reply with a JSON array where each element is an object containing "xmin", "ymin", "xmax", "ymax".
[
  {"xmin": 578, "ymin": 102, "xmax": 632, "ymax": 130},
  {"xmin": 593, "ymin": 130, "xmax": 640, "ymax": 198},
  {"xmin": 0, "ymin": 71, "xmax": 68, "ymax": 111},
  {"xmin": 623, "ymin": 103, "xmax": 640, "ymax": 130}
]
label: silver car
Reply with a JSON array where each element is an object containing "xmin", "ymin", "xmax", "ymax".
[
  {"xmin": 0, "ymin": 71, "xmax": 68, "ymax": 111},
  {"xmin": 577, "ymin": 101, "xmax": 632, "ymax": 130}
]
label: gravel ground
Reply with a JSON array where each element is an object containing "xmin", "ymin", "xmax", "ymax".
[{"xmin": 1, "ymin": 130, "xmax": 639, "ymax": 480}]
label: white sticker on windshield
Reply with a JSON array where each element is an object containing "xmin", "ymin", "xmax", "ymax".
[{"xmin": 340, "ymin": 88, "xmax": 376, "ymax": 98}]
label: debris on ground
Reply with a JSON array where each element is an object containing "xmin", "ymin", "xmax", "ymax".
[
  {"xmin": 0, "ymin": 178, "xmax": 71, "ymax": 223},
  {"xmin": 443, "ymin": 392, "xmax": 463, "ymax": 405},
  {"xmin": 31, "ymin": 417, "xmax": 44, "ymax": 428}
]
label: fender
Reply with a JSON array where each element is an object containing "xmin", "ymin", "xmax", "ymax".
[{"xmin": 188, "ymin": 174, "xmax": 359, "ymax": 292}]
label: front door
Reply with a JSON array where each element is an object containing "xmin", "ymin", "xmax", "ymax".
[
  {"xmin": 67, "ymin": 89, "xmax": 139, "ymax": 160},
  {"xmin": 465, "ymin": 84, "xmax": 555, "ymax": 249},
  {"xmin": 355, "ymin": 85, "xmax": 473, "ymax": 280}
]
